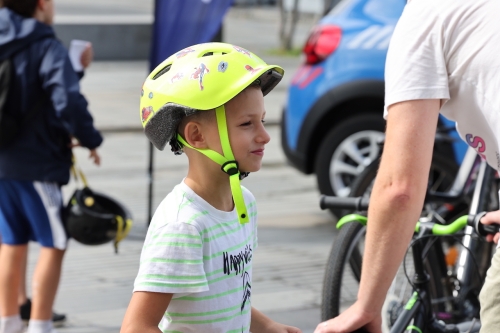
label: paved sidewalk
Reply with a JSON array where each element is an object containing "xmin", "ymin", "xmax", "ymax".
[{"xmin": 22, "ymin": 4, "xmax": 338, "ymax": 333}]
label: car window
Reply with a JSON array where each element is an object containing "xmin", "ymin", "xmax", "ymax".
[
  {"xmin": 327, "ymin": 0, "xmax": 406, "ymax": 23},
  {"xmin": 363, "ymin": 0, "xmax": 406, "ymax": 22},
  {"xmin": 326, "ymin": 0, "xmax": 354, "ymax": 16}
]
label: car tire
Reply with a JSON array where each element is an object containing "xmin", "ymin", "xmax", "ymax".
[{"xmin": 314, "ymin": 114, "xmax": 385, "ymax": 216}]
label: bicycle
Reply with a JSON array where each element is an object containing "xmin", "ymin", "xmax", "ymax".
[
  {"xmin": 327, "ymin": 209, "xmax": 496, "ymax": 332},
  {"xmin": 320, "ymin": 149, "xmax": 499, "ymax": 332}
]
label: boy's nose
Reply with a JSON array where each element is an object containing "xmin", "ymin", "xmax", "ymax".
[{"xmin": 257, "ymin": 125, "xmax": 271, "ymax": 144}]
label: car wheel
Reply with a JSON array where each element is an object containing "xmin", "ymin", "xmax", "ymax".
[{"xmin": 314, "ymin": 114, "xmax": 385, "ymax": 211}]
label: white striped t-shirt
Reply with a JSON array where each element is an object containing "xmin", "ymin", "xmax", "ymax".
[{"xmin": 134, "ymin": 180, "xmax": 258, "ymax": 333}]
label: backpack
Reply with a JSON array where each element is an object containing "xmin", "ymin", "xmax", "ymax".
[{"xmin": 0, "ymin": 57, "xmax": 44, "ymax": 148}]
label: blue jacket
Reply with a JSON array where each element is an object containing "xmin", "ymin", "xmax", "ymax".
[{"xmin": 0, "ymin": 8, "xmax": 103, "ymax": 185}]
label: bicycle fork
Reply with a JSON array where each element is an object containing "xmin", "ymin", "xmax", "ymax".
[{"xmin": 390, "ymin": 227, "xmax": 459, "ymax": 333}]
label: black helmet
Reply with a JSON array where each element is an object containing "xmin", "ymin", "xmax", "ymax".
[{"xmin": 65, "ymin": 187, "xmax": 132, "ymax": 253}]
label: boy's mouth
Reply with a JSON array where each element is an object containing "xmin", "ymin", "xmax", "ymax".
[{"xmin": 251, "ymin": 149, "xmax": 264, "ymax": 156}]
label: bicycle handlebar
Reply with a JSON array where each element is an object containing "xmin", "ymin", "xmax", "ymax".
[
  {"xmin": 320, "ymin": 195, "xmax": 369, "ymax": 211},
  {"xmin": 320, "ymin": 191, "xmax": 464, "ymax": 212},
  {"xmin": 320, "ymin": 195, "xmax": 500, "ymax": 236}
]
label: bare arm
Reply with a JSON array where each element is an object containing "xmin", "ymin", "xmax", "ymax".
[
  {"xmin": 315, "ymin": 99, "xmax": 441, "ymax": 333},
  {"xmin": 120, "ymin": 291, "xmax": 173, "ymax": 333},
  {"xmin": 251, "ymin": 307, "xmax": 302, "ymax": 333}
]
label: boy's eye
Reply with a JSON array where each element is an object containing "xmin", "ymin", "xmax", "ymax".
[
  {"xmin": 240, "ymin": 121, "xmax": 252, "ymax": 126},
  {"xmin": 261, "ymin": 119, "xmax": 266, "ymax": 124}
]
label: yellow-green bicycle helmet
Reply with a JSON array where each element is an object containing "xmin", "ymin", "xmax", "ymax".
[{"xmin": 140, "ymin": 42, "xmax": 284, "ymax": 224}]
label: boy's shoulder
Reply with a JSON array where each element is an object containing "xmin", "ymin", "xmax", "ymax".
[{"xmin": 148, "ymin": 181, "xmax": 258, "ymax": 232}]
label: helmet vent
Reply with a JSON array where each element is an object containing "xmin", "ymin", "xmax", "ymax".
[
  {"xmin": 152, "ymin": 64, "xmax": 172, "ymax": 80},
  {"xmin": 202, "ymin": 52, "xmax": 214, "ymax": 57}
]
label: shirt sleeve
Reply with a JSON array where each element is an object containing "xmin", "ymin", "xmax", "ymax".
[
  {"xmin": 38, "ymin": 40, "xmax": 103, "ymax": 149},
  {"xmin": 384, "ymin": 0, "xmax": 450, "ymax": 117},
  {"xmin": 133, "ymin": 222, "xmax": 209, "ymax": 294}
]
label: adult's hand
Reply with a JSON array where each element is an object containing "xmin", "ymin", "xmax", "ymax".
[
  {"xmin": 313, "ymin": 302, "xmax": 382, "ymax": 333},
  {"xmin": 89, "ymin": 149, "xmax": 101, "ymax": 166},
  {"xmin": 481, "ymin": 210, "xmax": 500, "ymax": 244},
  {"xmin": 80, "ymin": 43, "xmax": 94, "ymax": 69}
]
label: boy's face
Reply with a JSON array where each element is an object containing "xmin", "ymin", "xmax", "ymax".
[{"xmin": 205, "ymin": 86, "xmax": 270, "ymax": 173}]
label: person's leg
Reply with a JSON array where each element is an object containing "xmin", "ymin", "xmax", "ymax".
[
  {"xmin": 0, "ymin": 180, "xmax": 31, "ymax": 333},
  {"xmin": 24, "ymin": 181, "xmax": 68, "ymax": 333},
  {"xmin": 17, "ymin": 250, "xmax": 28, "ymax": 307},
  {"xmin": 0, "ymin": 245, "xmax": 28, "ymax": 317},
  {"xmin": 479, "ymin": 247, "xmax": 500, "ymax": 332},
  {"xmin": 0, "ymin": 245, "xmax": 27, "ymax": 333},
  {"xmin": 30, "ymin": 247, "xmax": 65, "ymax": 321}
]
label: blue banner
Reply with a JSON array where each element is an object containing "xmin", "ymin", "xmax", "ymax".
[{"xmin": 150, "ymin": 0, "xmax": 234, "ymax": 70}]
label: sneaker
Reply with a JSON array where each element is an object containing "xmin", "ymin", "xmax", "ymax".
[{"xmin": 19, "ymin": 299, "xmax": 66, "ymax": 327}]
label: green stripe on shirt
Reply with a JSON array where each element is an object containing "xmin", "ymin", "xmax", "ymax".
[
  {"xmin": 170, "ymin": 308, "xmax": 250, "ymax": 325},
  {"xmin": 176, "ymin": 287, "xmax": 243, "ymax": 301},
  {"xmin": 203, "ymin": 233, "xmax": 253, "ymax": 260},
  {"xmin": 167, "ymin": 304, "xmax": 241, "ymax": 317},
  {"xmin": 144, "ymin": 241, "xmax": 202, "ymax": 249},
  {"xmin": 138, "ymin": 274, "xmax": 206, "ymax": 281},
  {"xmin": 135, "ymin": 281, "xmax": 208, "ymax": 289},
  {"xmin": 140, "ymin": 258, "xmax": 203, "ymax": 265}
]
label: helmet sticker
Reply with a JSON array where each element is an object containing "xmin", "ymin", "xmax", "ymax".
[
  {"xmin": 191, "ymin": 63, "xmax": 210, "ymax": 90},
  {"xmin": 149, "ymin": 92, "xmax": 154, "ymax": 99},
  {"xmin": 245, "ymin": 65, "xmax": 261, "ymax": 74},
  {"xmin": 175, "ymin": 47, "xmax": 196, "ymax": 58},
  {"xmin": 141, "ymin": 106, "xmax": 154, "ymax": 123},
  {"xmin": 233, "ymin": 45, "xmax": 252, "ymax": 57},
  {"xmin": 171, "ymin": 72, "xmax": 184, "ymax": 84},
  {"xmin": 218, "ymin": 61, "xmax": 228, "ymax": 73}
]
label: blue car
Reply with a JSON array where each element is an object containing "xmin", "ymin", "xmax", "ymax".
[{"xmin": 281, "ymin": 0, "xmax": 466, "ymax": 199}]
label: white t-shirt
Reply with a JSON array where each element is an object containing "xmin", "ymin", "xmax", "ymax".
[
  {"xmin": 134, "ymin": 180, "xmax": 258, "ymax": 333},
  {"xmin": 384, "ymin": 0, "xmax": 500, "ymax": 170}
]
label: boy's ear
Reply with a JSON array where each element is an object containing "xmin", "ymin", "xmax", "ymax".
[
  {"xmin": 37, "ymin": 0, "xmax": 45, "ymax": 10},
  {"xmin": 183, "ymin": 121, "xmax": 209, "ymax": 149}
]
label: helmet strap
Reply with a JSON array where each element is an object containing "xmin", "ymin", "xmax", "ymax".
[
  {"xmin": 176, "ymin": 105, "xmax": 249, "ymax": 224},
  {"xmin": 114, "ymin": 215, "xmax": 132, "ymax": 253}
]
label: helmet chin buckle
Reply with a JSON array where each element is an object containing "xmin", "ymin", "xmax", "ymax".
[{"xmin": 221, "ymin": 160, "xmax": 239, "ymax": 176}]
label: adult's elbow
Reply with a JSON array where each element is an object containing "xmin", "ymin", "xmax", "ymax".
[{"xmin": 384, "ymin": 183, "xmax": 419, "ymax": 209}]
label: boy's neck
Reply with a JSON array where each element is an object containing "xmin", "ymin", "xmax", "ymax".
[{"xmin": 184, "ymin": 166, "xmax": 234, "ymax": 212}]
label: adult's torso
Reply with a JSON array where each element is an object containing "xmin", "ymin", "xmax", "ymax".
[{"xmin": 435, "ymin": 0, "xmax": 500, "ymax": 169}]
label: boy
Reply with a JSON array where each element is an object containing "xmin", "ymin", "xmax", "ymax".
[
  {"xmin": 0, "ymin": 1, "xmax": 102, "ymax": 333},
  {"xmin": 120, "ymin": 43, "xmax": 301, "ymax": 333}
]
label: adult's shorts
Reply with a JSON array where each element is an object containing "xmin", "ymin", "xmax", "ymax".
[{"xmin": 0, "ymin": 180, "xmax": 68, "ymax": 250}]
